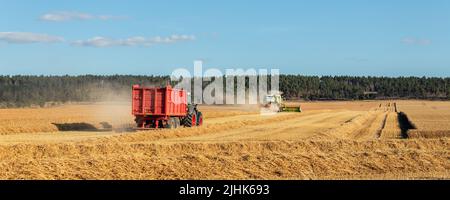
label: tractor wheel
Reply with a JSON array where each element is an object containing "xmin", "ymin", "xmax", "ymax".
[
  {"xmin": 184, "ymin": 112, "xmax": 197, "ymax": 127},
  {"xmin": 165, "ymin": 117, "xmax": 176, "ymax": 129},
  {"xmin": 196, "ymin": 112, "xmax": 203, "ymax": 126}
]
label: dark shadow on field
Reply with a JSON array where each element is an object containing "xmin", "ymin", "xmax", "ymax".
[
  {"xmin": 52, "ymin": 121, "xmax": 139, "ymax": 133},
  {"xmin": 52, "ymin": 122, "xmax": 113, "ymax": 132},
  {"xmin": 397, "ymin": 112, "xmax": 416, "ymax": 138}
]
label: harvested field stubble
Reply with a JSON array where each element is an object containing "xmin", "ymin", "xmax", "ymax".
[
  {"xmin": 0, "ymin": 139, "xmax": 448, "ymax": 179},
  {"xmin": 397, "ymin": 101, "xmax": 450, "ymax": 139},
  {"xmin": 380, "ymin": 112, "xmax": 402, "ymax": 139},
  {"xmin": 0, "ymin": 100, "xmax": 449, "ymax": 179}
]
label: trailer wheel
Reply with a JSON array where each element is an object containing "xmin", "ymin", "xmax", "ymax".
[
  {"xmin": 196, "ymin": 112, "xmax": 203, "ymax": 126},
  {"xmin": 135, "ymin": 117, "xmax": 145, "ymax": 128},
  {"xmin": 184, "ymin": 112, "xmax": 197, "ymax": 127},
  {"xmin": 165, "ymin": 118, "xmax": 176, "ymax": 129}
]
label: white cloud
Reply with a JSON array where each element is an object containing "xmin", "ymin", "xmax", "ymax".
[
  {"xmin": 0, "ymin": 32, "xmax": 64, "ymax": 43},
  {"xmin": 0, "ymin": 32, "xmax": 194, "ymax": 47},
  {"xmin": 401, "ymin": 37, "xmax": 432, "ymax": 46},
  {"xmin": 40, "ymin": 11, "xmax": 126, "ymax": 22},
  {"xmin": 72, "ymin": 35, "xmax": 196, "ymax": 47}
]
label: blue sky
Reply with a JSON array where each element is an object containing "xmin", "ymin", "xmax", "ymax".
[{"xmin": 0, "ymin": 0, "xmax": 449, "ymax": 76}]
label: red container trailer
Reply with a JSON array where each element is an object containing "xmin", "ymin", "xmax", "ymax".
[{"xmin": 132, "ymin": 84, "xmax": 203, "ymax": 129}]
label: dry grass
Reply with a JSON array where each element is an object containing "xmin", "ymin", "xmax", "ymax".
[
  {"xmin": 287, "ymin": 100, "xmax": 381, "ymax": 111},
  {"xmin": 0, "ymin": 103, "xmax": 132, "ymax": 135},
  {"xmin": 0, "ymin": 103, "xmax": 255, "ymax": 135},
  {"xmin": 408, "ymin": 130, "xmax": 450, "ymax": 139},
  {"xmin": 0, "ymin": 139, "xmax": 448, "ymax": 180},
  {"xmin": 397, "ymin": 101, "xmax": 450, "ymax": 139},
  {"xmin": 380, "ymin": 112, "xmax": 402, "ymax": 139},
  {"xmin": 0, "ymin": 100, "xmax": 449, "ymax": 180}
]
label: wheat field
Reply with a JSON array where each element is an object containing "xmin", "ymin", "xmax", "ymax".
[
  {"xmin": 0, "ymin": 100, "xmax": 449, "ymax": 179},
  {"xmin": 396, "ymin": 101, "xmax": 450, "ymax": 139}
]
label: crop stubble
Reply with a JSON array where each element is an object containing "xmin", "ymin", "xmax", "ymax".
[{"xmin": 0, "ymin": 100, "xmax": 448, "ymax": 179}]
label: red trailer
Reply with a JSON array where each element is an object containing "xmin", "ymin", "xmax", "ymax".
[{"xmin": 132, "ymin": 84, "xmax": 202, "ymax": 129}]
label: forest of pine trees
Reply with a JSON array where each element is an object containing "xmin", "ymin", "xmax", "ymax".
[{"xmin": 0, "ymin": 75, "xmax": 448, "ymax": 107}]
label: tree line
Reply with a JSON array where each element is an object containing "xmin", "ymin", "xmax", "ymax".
[{"xmin": 0, "ymin": 75, "xmax": 448, "ymax": 107}]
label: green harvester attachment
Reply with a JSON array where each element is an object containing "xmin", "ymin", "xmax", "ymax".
[{"xmin": 281, "ymin": 105, "xmax": 302, "ymax": 112}]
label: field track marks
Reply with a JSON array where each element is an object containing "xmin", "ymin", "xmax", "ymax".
[
  {"xmin": 0, "ymin": 111, "xmax": 323, "ymax": 144},
  {"xmin": 350, "ymin": 111, "xmax": 388, "ymax": 140},
  {"xmin": 342, "ymin": 111, "xmax": 387, "ymax": 140},
  {"xmin": 379, "ymin": 112, "xmax": 403, "ymax": 139},
  {"xmin": 377, "ymin": 113, "xmax": 388, "ymax": 138},
  {"xmin": 154, "ymin": 111, "xmax": 361, "ymax": 143},
  {"xmin": 344, "ymin": 102, "xmax": 402, "ymax": 140}
]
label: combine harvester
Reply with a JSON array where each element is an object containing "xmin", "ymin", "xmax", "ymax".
[
  {"xmin": 132, "ymin": 84, "xmax": 203, "ymax": 129},
  {"xmin": 261, "ymin": 92, "xmax": 302, "ymax": 113}
]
